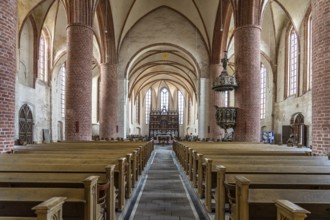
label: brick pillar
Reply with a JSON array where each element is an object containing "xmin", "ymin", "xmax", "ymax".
[
  {"xmin": 99, "ymin": 63, "xmax": 118, "ymax": 139},
  {"xmin": 234, "ymin": 26, "xmax": 261, "ymax": 142},
  {"xmin": 231, "ymin": 0, "xmax": 262, "ymax": 142},
  {"xmin": 0, "ymin": 0, "xmax": 17, "ymax": 150},
  {"xmin": 209, "ymin": 64, "xmax": 225, "ymax": 140},
  {"xmin": 312, "ymin": 0, "xmax": 330, "ymax": 155},
  {"xmin": 62, "ymin": 0, "xmax": 98, "ymax": 140}
]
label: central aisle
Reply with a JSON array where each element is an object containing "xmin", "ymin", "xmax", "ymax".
[{"xmin": 125, "ymin": 144, "xmax": 208, "ymax": 220}]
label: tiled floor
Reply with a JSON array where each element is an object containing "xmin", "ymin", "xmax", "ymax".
[{"xmin": 125, "ymin": 144, "xmax": 208, "ymax": 220}]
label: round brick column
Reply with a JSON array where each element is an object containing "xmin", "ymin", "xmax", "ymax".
[
  {"xmin": 0, "ymin": 0, "xmax": 17, "ymax": 150},
  {"xmin": 209, "ymin": 64, "xmax": 225, "ymax": 140},
  {"xmin": 99, "ymin": 63, "xmax": 118, "ymax": 139},
  {"xmin": 65, "ymin": 24, "xmax": 93, "ymax": 140},
  {"xmin": 234, "ymin": 25, "xmax": 261, "ymax": 142},
  {"xmin": 312, "ymin": 0, "xmax": 330, "ymax": 155}
]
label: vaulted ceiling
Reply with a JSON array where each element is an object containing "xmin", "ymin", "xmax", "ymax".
[
  {"xmin": 18, "ymin": 0, "xmax": 311, "ymax": 100},
  {"xmin": 110, "ymin": 0, "xmax": 219, "ymax": 52}
]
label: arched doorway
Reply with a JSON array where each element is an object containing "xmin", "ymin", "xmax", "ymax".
[
  {"xmin": 290, "ymin": 113, "xmax": 306, "ymax": 146},
  {"xmin": 19, "ymin": 104, "xmax": 33, "ymax": 144}
]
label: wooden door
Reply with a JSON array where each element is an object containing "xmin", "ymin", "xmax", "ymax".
[
  {"xmin": 19, "ymin": 104, "xmax": 33, "ymax": 144},
  {"xmin": 282, "ymin": 125, "xmax": 292, "ymax": 144}
]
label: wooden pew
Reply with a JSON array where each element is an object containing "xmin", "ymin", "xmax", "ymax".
[
  {"xmin": 0, "ymin": 153, "xmax": 135, "ymax": 199},
  {"xmin": 172, "ymin": 141, "xmax": 323, "ymax": 209},
  {"xmin": 173, "ymin": 141, "xmax": 328, "ymax": 220},
  {"xmin": 173, "ymin": 141, "xmax": 312, "ymax": 168},
  {"xmin": 215, "ymin": 165, "xmax": 330, "ymax": 220},
  {"xmin": 0, "ymin": 163, "xmax": 118, "ymax": 220},
  {"xmin": 6, "ymin": 150, "xmax": 140, "ymax": 187},
  {"xmin": 0, "ymin": 169, "xmax": 117, "ymax": 220},
  {"xmin": 14, "ymin": 141, "xmax": 154, "ymax": 163},
  {"xmin": 193, "ymin": 154, "xmax": 329, "ymax": 194},
  {"xmin": 0, "ymin": 176, "xmax": 99, "ymax": 220},
  {"xmin": 1, "ymin": 141, "xmax": 154, "ymax": 218},
  {"xmin": 173, "ymin": 141, "xmax": 313, "ymax": 184},
  {"xmin": 0, "ymin": 197, "xmax": 66, "ymax": 220},
  {"xmin": 194, "ymin": 156, "xmax": 330, "ymax": 212},
  {"xmin": 234, "ymin": 176, "xmax": 330, "ymax": 220},
  {"xmin": 4, "ymin": 144, "xmax": 150, "ymax": 210},
  {"xmin": 13, "ymin": 141, "xmax": 154, "ymax": 184}
]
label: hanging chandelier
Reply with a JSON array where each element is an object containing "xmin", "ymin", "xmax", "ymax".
[{"xmin": 212, "ymin": 51, "xmax": 238, "ymax": 92}]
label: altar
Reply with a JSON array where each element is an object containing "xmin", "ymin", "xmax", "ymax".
[
  {"xmin": 156, "ymin": 134, "xmax": 172, "ymax": 144},
  {"xmin": 149, "ymin": 107, "xmax": 179, "ymax": 139}
]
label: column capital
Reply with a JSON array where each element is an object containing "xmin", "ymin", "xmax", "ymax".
[
  {"xmin": 61, "ymin": 0, "xmax": 99, "ymax": 26},
  {"xmin": 234, "ymin": 24, "xmax": 262, "ymax": 33}
]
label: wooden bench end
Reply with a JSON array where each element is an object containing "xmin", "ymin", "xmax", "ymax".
[
  {"xmin": 275, "ymin": 200, "xmax": 310, "ymax": 220},
  {"xmin": 32, "ymin": 196, "xmax": 66, "ymax": 213},
  {"xmin": 275, "ymin": 200, "xmax": 310, "ymax": 214},
  {"xmin": 216, "ymin": 165, "xmax": 226, "ymax": 171},
  {"xmin": 235, "ymin": 175, "xmax": 251, "ymax": 185}
]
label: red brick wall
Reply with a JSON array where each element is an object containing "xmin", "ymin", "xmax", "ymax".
[
  {"xmin": 99, "ymin": 63, "xmax": 118, "ymax": 139},
  {"xmin": 234, "ymin": 26, "xmax": 261, "ymax": 142},
  {"xmin": 65, "ymin": 25, "xmax": 93, "ymax": 140},
  {"xmin": 0, "ymin": 0, "xmax": 17, "ymax": 150},
  {"xmin": 312, "ymin": 0, "xmax": 330, "ymax": 155}
]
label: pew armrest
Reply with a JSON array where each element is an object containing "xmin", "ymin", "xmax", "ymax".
[
  {"xmin": 275, "ymin": 200, "xmax": 310, "ymax": 220},
  {"xmin": 32, "ymin": 197, "xmax": 67, "ymax": 220}
]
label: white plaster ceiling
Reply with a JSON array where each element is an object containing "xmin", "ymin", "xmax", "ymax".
[{"xmin": 110, "ymin": 0, "xmax": 219, "ymax": 52}]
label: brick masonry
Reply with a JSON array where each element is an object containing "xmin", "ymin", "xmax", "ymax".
[
  {"xmin": 0, "ymin": 0, "xmax": 17, "ymax": 150},
  {"xmin": 234, "ymin": 26, "xmax": 261, "ymax": 142},
  {"xmin": 312, "ymin": 0, "xmax": 330, "ymax": 155},
  {"xmin": 99, "ymin": 63, "xmax": 118, "ymax": 139},
  {"xmin": 65, "ymin": 25, "xmax": 93, "ymax": 140}
]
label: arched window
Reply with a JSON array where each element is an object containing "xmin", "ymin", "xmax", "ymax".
[
  {"xmin": 145, "ymin": 89, "xmax": 151, "ymax": 124},
  {"xmin": 60, "ymin": 63, "xmax": 66, "ymax": 118},
  {"xmin": 307, "ymin": 14, "xmax": 312, "ymax": 91},
  {"xmin": 136, "ymin": 95, "xmax": 140, "ymax": 124},
  {"xmin": 178, "ymin": 91, "xmax": 184, "ymax": 124},
  {"xmin": 160, "ymin": 88, "xmax": 169, "ymax": 110},
  {"xmin": 19, "ymin": 104, "xmax": 33, "ymax": 144},
  {"xmin": 260, "ymin": 64, "xmax": 267, "ymax": 119},
  {"xmin": 188, "ymin": 99, "xmax": 191, "ymax": 124},
  {"xmin": 38, "ymin": 31, "xmax": 48, "ymax": 82},
  {"xmin": 287, "ymin": 27, "xmax": 298, "ymax": 96},
  {"xmin": 97, "ymin": 77, "xmax": 100, "ymax": 122}
]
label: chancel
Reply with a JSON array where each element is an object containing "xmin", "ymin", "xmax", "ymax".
[{"xmin": 0, "ymin": 0, "xmax": 329, "ymax": 220}]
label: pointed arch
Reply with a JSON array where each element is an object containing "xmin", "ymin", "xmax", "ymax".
[
  {"xmin": 145, "ymin": 88, "xmax": 152, "ymax": 124},
  {"xmin": 18, "ymin": 104, "xmax": 34, "ymax": 144},
  {"xmin": 38, "ymin": 28, "xmax": 51, "ymax": 82},
  {"xmin": 303, "ymin": 8, "xmax": 312, "ymax": 93},
  {"xmin": 160, "ymin": 87, "xmax": 169, "ymax": 111},
  {"xmin": 285, "ymin": 25, "xmax": 299, "ymax": 98}
]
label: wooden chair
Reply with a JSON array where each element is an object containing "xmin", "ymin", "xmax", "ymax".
[{"xmin": 224, "ymin": 181, "xmax": 236, "ymax": 220}]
